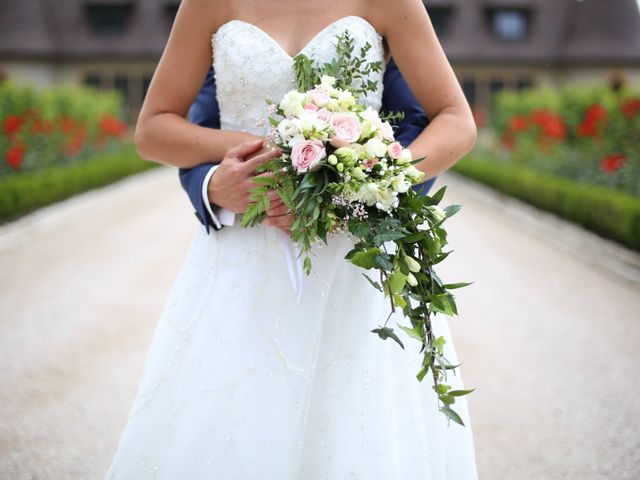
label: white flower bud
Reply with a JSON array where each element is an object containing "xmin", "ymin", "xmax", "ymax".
[{"xmin": 405, "ymin": 255, "xmax": 421, "ymax": 273}]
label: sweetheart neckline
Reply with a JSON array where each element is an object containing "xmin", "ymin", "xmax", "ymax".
[{"xmin": 213, "ymin": 15, "xmax": 382, "ymax": 60}]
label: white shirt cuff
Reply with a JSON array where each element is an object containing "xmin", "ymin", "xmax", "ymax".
[{"xmin": 202, "ymin": 165, "xmax": 237, "ymax": 229}]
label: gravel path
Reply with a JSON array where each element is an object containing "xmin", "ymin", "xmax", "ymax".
[{"xmin": 1, "ymin": 167, "xmax": 638, "ymax": 479}]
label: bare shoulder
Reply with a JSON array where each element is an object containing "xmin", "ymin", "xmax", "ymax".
[
  {"xmin": 174, "ymin": 0, "xmax": 229, "ymax": 32},
  {"xmin": 366, "ymin": 0, "xmax": 431, "ymax": 38}
]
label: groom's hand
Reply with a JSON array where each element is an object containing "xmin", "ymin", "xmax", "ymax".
[{"xmin": 207, "ymin": 139, "xmax": 282, "ymax": 213}]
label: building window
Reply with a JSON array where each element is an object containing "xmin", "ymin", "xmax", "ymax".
[
  {"xmin": 86, "ymin": 2, "xmax": 134, "ymax": 35},
  {"xmin": 84, "ymin": 74, "xmax": 102, "ymax": 89},
  {"xmin": 428, "ymin": 7, "xmax": 454, "ymax": 38},
  {"xmin": 114, "ymin": 75, "xmax": 131, "ymax": 117},
  {"xmin": 489, "ymin": 9, "xmax": 530, "ymax": 42},
  {"xmin": 489, "ymin": 78, "xmax": 505, "ymax": 101},
  {"xmin": 516, "ymin": 77, "xmax": 533, "ymax": 90}
]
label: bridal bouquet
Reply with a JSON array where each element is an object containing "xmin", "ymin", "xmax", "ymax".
[{"xmin": 242, "ymin": 33, "xmax": 473, "ymax": 426}]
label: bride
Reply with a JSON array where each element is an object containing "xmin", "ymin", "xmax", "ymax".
[{"xmin": 106, "ymin": 0, "xmax": 478, "ymax": 478}]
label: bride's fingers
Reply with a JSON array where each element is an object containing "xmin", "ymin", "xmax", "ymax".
[
  {"xmin": 241, "ymin": 147, "xmax": 282, "ymax": 174},
  {"xmin": 263, "ymin": 213, "xmax": 293, "ymax": 229},
  {"xmin": 266, "ymin": 203, "xmax": 289, "ymax": 217}
]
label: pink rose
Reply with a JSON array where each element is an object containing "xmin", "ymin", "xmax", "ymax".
[
  {"xmin": 308, "ymin": 89, "xmax": 331, "ymax": 107},
  {"xmin": 291, "ymin": 139, "xmax": 326, "ymax": 173},
  {"xmin": 388, "ymin": 141, "xmax": 403, "ymax": 159},
  {"xmin": 304, "ymin": 103, "xmax": 319, "ymax": 111},
  {"xmin": 328, "ymin": 113, "xmax": 362, "ymax": 148}
]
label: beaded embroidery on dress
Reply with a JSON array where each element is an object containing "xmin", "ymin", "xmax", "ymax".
[{"xmin": 106, "ymin": 16, "xmax": 478, "ymax": 480}]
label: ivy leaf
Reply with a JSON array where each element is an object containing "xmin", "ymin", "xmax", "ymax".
[
  {"xmin": 348, "ymin": 247, "xmax": 380, "ymax": 269},
  {"xmin": 371, "ymin": 327, "xmax": 405, "ymax": 349},
  {"xmin": 388, "ymin": 271, "xmax": 407, "ymax": 294},
  {"xmin": 392, "ymin": 293, "xmax": 407, "ymax": 309},
  {"xmin": 398, "ymin": 323, "xmax": 423, "ymax": 342},
  {"xmin": 428, "ymin": 293, "xmax": 457, "ymax": 316},
  {"xmin": 373, "ymin": 253, "xmax": 394, "ymax": 271},
  {"xmin": 402, "ymin": 232, "xmax": 427, "ymax": 243},
  {"xmin": 348, "ymin": 219, "xmax": 371, "ymax": 238}
]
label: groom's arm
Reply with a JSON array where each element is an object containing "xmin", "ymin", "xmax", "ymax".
[
  {"xmin": 381, "ymin": 58, "xmax": 436, "ymax": 196},
  {"xmin": 178, "ymin": 68, "xmax": 223, "ymax": 234}
]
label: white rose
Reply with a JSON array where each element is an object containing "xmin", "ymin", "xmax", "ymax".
[
  {"xmin": 375, "ymin": 188, "xmax": 399, "ymax": 212},
  {"xmin": 396, "ymin": 148, "xmax": 413, "ymax": 165},
  {"xmin": 297, "ymin": 111, "xmax": 328, "ymax": 137},
  {"xmin": 428, "ymin": 205, "xmax": 447, "ymax": 223},
  {"xmin": 280, "ymin": 90, "xmax": 305, "ymax": 118},
  {"xmin": 405, "ymin": 165, "xmax": 425, "ymax": 183},
  {"xmin": 320, "ymin": 75, "xmax": 336, "ymax": 87},
  {"xmin": 277, "ymin": 119, "xmax": 303, "ymax": 146},
  {"xmin": 365, "ymin": 138, "xmax": 387, "ymax": 158},
  {"xmin": 390, "ymin": 174, "xmax": 411, "ymax": 193},
  {"xmin": 357, "ymin": 183, "xmax": 380, "ymax": 206}
]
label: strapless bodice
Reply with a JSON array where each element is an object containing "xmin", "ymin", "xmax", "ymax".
[{"xmin": 211, "ymin": 16, "xmax": 386, "ymax": 136}]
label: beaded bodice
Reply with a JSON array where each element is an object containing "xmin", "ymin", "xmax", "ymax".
[{"xmin": 211, "ymin": 16, "xmax": 386, "ymax": 136}]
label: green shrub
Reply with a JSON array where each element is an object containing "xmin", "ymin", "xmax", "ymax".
[
  {"xmin": 0, "ymin": 144, "xmax": 157, "ymax": 222},
  {"xmin": 452, "ymin": 154, "xmax": 640, "ymax": 251}
]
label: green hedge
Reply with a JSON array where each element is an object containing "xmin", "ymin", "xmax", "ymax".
[
  {"xmin": 452, "ymin": 154, "xmax": 640, "ymax": 251},
  {"xmin": 0, "ymin": 144, "xmax": 158, "ymax": 222}
]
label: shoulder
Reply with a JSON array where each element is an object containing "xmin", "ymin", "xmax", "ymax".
[
  {"xmin": 366, "ymin": 0, "xmax": 429, "ymax": 37},
  {"xmin": 174, "ymin": 0, "xmax": 230, "ymax": 32}
]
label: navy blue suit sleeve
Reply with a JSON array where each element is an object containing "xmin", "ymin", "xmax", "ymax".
[
  {"xmin": 178, "ymin": 67, "xmax": 222, "ymax": 233},
  {"xmin": 381, "ymin": 59, "xmax": 436, "ymax": 196}
]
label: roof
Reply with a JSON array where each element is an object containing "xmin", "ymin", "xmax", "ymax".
[
  {"xmin": 428, "ymin": 0, "xmax": 640, "ymax": 66},
  {"xmin": 0, "ymin": 0, "xmax": 174, "ymax": 61},
  {"xmin": 0, "ymin": 0, "xmax": 639, "ymax": 66}
]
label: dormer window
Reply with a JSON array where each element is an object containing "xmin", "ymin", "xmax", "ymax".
[
  {"xmin": 489, "ymin": 8, "xmax": 530, "ymax": 42},
  {"xmin": 85, "ymin": 1, "xmax": 134, "ymax": 35},
  {"xmin": 429, "ymin": 7, "xmax": 455, "ymax": 38}
]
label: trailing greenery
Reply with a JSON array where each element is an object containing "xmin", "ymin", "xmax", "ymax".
[
  {"xmin": 452, "ymin": 154, "xmax": 640, "ymax": 251},
  {"xmin": 245, "ymin": 32, "xmax": 474, "ymax": 426},
  {"xmin": 0, "ymin": 144, "xmax": 157, "ymax": 222}
]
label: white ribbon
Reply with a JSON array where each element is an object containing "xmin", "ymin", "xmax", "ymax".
[{"xmin": 280, "ymin": 231, "xmax": 304, "ymax": 304}]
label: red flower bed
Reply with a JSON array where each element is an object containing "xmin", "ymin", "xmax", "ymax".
[
  {"xmin": 493, "ymin": 86, "xmax": 639, "ymax": 195},
  {"xmin": 0, "ymin": 83, "xmax": 129, "ymax": 175}
]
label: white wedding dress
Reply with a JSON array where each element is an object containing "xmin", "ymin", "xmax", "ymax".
[{"xmin": 106, "ymin": 16, "xmax": 478, "ymax": 480}]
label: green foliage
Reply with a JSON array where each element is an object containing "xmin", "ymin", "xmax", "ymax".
[
  {"xmin": 452, "ymin": 154, "xmax": 640, "ymax": 251},
  {"xmin": 294, "ymin": 31, "xmax": 383, "ymax": 97},
  {"xmin": 0, "ymin": 144, "xmax": 156, "ymax": 222}
]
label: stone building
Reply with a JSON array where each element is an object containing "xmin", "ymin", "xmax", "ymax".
[{"xmin": 1, "ymin": 0, "xmax": 639, "ymax": 119}]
